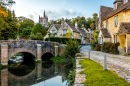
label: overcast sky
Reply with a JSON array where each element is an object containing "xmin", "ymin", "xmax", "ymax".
[{"xmin": 11, "ymin": 0, "xmax": 114, "ymax": 23}]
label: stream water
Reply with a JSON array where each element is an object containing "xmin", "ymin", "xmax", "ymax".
[{"xmin": 0, "ymin": 60, "xmax": 73, "ymax": 86}]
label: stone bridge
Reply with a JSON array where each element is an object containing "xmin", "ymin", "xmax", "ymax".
[{"xmin": 0, "ymin": 40, "xmax": 64, "ymax": 65}]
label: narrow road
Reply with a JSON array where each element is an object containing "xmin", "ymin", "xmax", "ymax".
[{"xmin": 80, "ymin": 45, "xmax": 130, "ymax": 83}]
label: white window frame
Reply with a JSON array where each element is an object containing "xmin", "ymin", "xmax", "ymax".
[
  {"xmin": 52, "ymin": 30, "xmax": 55, "ymax": 34},
  {"xmin": 63, "ymin": 30, "xmax": 67, "ymax": 34}
]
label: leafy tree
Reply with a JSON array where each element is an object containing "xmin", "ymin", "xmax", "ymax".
[
  {"xmin": 31, "ymin": 23, "xmax": 47, "ymax": 37},
  {"xmin": 21, "ymin": 27, "xmax": 31, "ymax": 38},
  {"xmin": 0, "ymin": 6, "xmax": 8, "ymax": 17},
  {"xmin": 86, "ymin": 17, "xmax": 93, "ymax": 28},
  {"xmin": 93, "ymin": 30, "xmax": 99, "ymax": 42},
  {"xmin": 90, "ymin": 23, "xmax": 95, "ymax": 30},
  {"xmin": 66, "ymin": 28, "xmax": 72, "ymax": 38},
  {"xmin": 19, "ymin": 18, "xmax": 34, "ymax": 34},
  {"xmin": 1, "ymin": 10, "xmax": 18, "ymax": 40}
]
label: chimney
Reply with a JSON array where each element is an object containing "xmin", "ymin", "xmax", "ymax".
[
  {"xmin": 75, "ymin": 21, "xmax": 78, "ymax": 29},
  {"xmin": 82, "ymin": 24, "xmax": 84, "ymax": 29}
]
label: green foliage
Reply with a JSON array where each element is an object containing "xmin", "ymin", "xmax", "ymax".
[
  {"xmin": 64, "ymin": 39, "xmax": 81, "ymax": 58},
  {"xmin": 45, "ymin": 37, "xmax": 81, "ymax": 44},
  {"xmin": 51, "ymin": 56, "xmax": 72, "ymax": 65},
  {"xmin": 79, "ymin": 59, "xmax": 130, "ymax": 86},
  {"xmin": 101, "ymin": 42, "xmax": 120, "ymax": 54},
  {"xmin": 0, "ymin": 65, "xmax": 8, "ymax": 69},
  {"xmin": 19, "ymin": 18, "xmax": 34, "ymax": 34},
  {"xmin": 30, "ymin": 33, "xmax": 43, "ymax": 40},
  {"xmin": 1, "ymin": 10, "xmax": 18, "ymax": 40},
  {"xmin": 15, "ymin": 53, "xmax": 24, "ymax": 56},
  {"xmin": 21, "ymin": 27, "xmax": 32, "ymax": 38},
  {"xmin": 31, "ymin": 23, "xmax": 47, "ymax": 37},
  {"xmin": 94, "ymin": 30, "xmax": 99, "ymax": 42},
  {"xmin": 96, "ymin": 45, "xmax": 101, "ymax": 51},
  {"xmin": 67, "ymin": 70, "xmax": 75, "ymax": 86},
  {"xmin": 90, "ymin": 40, "xmax": 98, "ymax": 50}
]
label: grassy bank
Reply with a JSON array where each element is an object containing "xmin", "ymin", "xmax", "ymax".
[{"xmin": 79, "ymin": 59, "xmax": 130, "ymax": 86}]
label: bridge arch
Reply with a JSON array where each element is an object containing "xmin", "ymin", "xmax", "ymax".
[
  {"xmin": 41, "ymin": 52, "xmax": 54, "ymax": 61},
  {"xmin": 8, "ymin": 49, "xmax": 36, "ymax": 60}
]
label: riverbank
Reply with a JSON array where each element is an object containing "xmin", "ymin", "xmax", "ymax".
[{"xmin": 79, "ymin": 59, "xmax": 130, "ymax": 85}]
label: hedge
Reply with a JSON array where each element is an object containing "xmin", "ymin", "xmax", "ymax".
[
  {"xmin": 101, "ymin": 42, "xmax": 120, "ymax": 54},
  {"xmin": 45, "ymin": 37, "xmax": 81, "ymax": 44}
]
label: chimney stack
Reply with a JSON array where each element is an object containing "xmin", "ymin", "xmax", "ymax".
[
  {"xmin": 75, "ymin": 21, "xmax": 78, "ymax": 29},
  {"xmin": 82, "ymin": 24, "xmax": 84, "ymax": 29}
]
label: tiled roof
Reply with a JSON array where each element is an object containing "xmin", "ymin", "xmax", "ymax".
[
  {"xmin": 100, "ymin": 28, "xmax": 111, "ymax": 38},
  {"xmin": 118, "ymin": 22, "xmax": 130, "ymax": 34},
  {"xmin": 100, "ymin": 6, "xmax": 113, "ymax": 21},
  {"xmin": 47, "ymin": 24, "xmax": 61, "ymax": 33},
  {"xmin": 77, "ymin": 28, "xmax": 88, "ymax": 37},
  {"xmin": 104, "ymin": 1, "xmax": 130, "ymax": 20},
  {"xmin": 66, "ymin": 22, "xmax": 79, "ymax": 33},
  {"xmin": 53, "ymin": 24, "xmax": 61, "ymax": 30}
]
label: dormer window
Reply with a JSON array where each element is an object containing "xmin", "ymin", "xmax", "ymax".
[{"xmin": 113, "ymin": 3, "xmax": 117, "ymax": 10}]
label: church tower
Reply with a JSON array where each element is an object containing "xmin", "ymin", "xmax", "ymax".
[{"xmin": 39, "ymin": 10, "xmax": 48, "ymax": 27}]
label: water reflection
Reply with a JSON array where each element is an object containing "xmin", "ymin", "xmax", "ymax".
[{"xmin": 0, "ymin": 60, "xmax": 72, "ymax": 86}]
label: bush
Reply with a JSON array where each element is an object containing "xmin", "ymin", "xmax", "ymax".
[
  {"xmin": 90, "ymin": 40, "xmax": 98, "ymax": 50},
  {"xmin": 67, "ymin": 70, "xmax": 75, "ymax": 86},
  {"xmin": 45, "ymin": 37, "xmax": 81, "ymax": 44},
  {"xmin": 101, "ymin": 42, "xmax": 120, "ymax": 54},
  {"xmin": 51, "ymin": 56, "xmax": 72, "ymax": 65},
  {"xmin": 96, "ymin": 45, "xmax": 101, "ymax": 51},
  {"xmin": 64, "ymin": 39, "xmax": 81, "ymax": 58},
  {"xmin": 30, "ymin": 33, "xmax": 43, "ymax": 40}
]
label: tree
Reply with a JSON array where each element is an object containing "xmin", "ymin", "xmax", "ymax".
[
  {"xmin": 19, "ymin": 18, "xmax": 34, "ymax": 34},
  {"xmin": 90, "ymin": 23, "xmax": 95, "ymax": 30},
  {"xmin": 93, "ymin": 30, "xmax": 99, "ymax": 42},
  {"xmin": 1, "ymin": 10, "xmax": 18, "ymax": 40},
  {"xmin": 66, "ymin": 28, "xmax": 72, "ymax": 38},
  {"xmin": 31, "ymin": 23, "xmax": 47, "ymax": 37},
  {"xmin": 0, "ymin": 6, "xmax": 8, "ymax": 17},
  {"xmin": 21, "ymin": 27, "xmax": 32, "ymax": 39}
]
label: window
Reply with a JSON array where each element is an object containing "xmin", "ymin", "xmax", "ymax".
[
  {"xmin": 52, "ymin": 30, "xmax": 55, "ymax": 34},
  {"xmin": 63, "ymin": 30, "xmax": 67, "ymax": 34},
  {"xmin": 117, "ymin": 15, "xmax": 118, "ymax": 25},
  {"xmin": 114, "ymin": 15, "xmax": 118, "ymax": 26},
  {"xmin": 106, "ymin": 20, "xmax": 108, "ymax": 28}
]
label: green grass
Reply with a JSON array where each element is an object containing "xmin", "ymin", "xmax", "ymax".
[{"xmin": 79, "ymin": 59, "xmax": 130, "ymax": 86}]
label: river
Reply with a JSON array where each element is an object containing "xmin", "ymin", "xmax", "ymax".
[{"xmin": 0, "ymin": 60, "xmax": 73, "ymax": 86}]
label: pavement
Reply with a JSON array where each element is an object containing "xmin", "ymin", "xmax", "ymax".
[{"xmin": 80, "ymin": 45, "xmax": 130, "ymax": 83}]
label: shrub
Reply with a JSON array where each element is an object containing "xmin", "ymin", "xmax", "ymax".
[
  {"xmin": 96, "ymin": 45, "xmax": 101, "ymax": 51},
  {"xmin": 30, "ymin": 33, "xmax": 43, "ymax": 40},
  {"xmin": 45, "ymin": 37, "xmax": 81, "ymax": 44},
  {"xmin": 64, "ymin": 39, "xmax": 81, "ymax": 58},
  {"xmin": 101, "ymin": 42, "xmax": 120, "ymax": 54},
  {"xmin": 90, "ymin": 40, "xmax": 98, "ymax": 50}
]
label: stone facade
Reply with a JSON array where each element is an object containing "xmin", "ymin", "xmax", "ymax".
[{"xmin": 98, "ymin": 0, "xmax": 130, "ymax": 53}]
